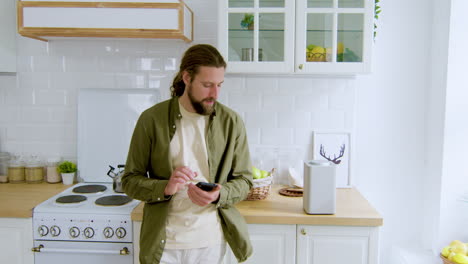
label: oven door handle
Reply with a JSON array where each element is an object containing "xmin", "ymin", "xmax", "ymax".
[{"xmin": 32, "ymin": 244, "xmax": 130, "ymax": 255}]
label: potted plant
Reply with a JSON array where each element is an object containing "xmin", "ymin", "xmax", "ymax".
[
  {"xmin": 240, "ymin": 13, "xmax": 254, "ymax": 30},
  {"xmin": 57, "ymin": 160, "xmax": 77, "ymax": 185}
]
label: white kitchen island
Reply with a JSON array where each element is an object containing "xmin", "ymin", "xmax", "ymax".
[{"xmin": 131, "ymin": 185, "xmax": 383, "ymax": 264}]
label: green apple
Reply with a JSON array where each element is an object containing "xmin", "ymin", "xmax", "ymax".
[
  {"xmin": 307, "ymin": 44, "xmax": 316, "ymax": 50},
  {"xmin": 260, "ymin": 169, "xmax": 269, "ymax": 178},
  {"xmin": 252, "ymin": 166, "xmax": 262, "ymax": 179}
]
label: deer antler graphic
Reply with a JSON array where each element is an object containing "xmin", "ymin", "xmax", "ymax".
[{"xmin": 319, "ymin": 144, "xmax": 345, "ymax": 164}]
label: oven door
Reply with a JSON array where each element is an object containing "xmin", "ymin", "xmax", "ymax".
[{"xmin": 33, "ymin": 241, "xmax": 133, "ymax": 264}]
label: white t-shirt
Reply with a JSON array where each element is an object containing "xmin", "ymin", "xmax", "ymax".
[{"xmin": 165, "ymin": 100, "xmax": 224, "ymax": 249}]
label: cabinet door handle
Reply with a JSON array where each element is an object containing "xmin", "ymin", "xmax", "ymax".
[
  {"xmin": 300, "ymin": 228, "xmax": 306, "ymax": 235},
  {"xmin": 298, "ymin": 64, "xmax": 304, "ymax": 70}
]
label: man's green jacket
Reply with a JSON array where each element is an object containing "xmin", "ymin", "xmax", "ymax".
[{"xmin": 122, "ymin": 97, "xmax": 253, "ymax": 264}]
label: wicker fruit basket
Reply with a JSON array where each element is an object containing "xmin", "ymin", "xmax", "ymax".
[
  {"xmin": 441, "ymin": 254, "xmax": 457, "ymax": 264},
  {"xmin": 245, "ymin": 169, "xmax": 274, "ymax": 201}
]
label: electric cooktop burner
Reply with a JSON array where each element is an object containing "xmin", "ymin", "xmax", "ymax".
[
  {"xmin": 72, "ymin": 184, "xmax": 107, "ymax": 194},
  {"xmin": 95, "ymin": 195, "xmax": 133, "ymax": 206},
  {"xmin": 56, "ymin": 195, "xmax": 87, "ymax": 204}
]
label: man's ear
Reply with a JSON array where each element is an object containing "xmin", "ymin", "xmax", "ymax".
[{"xmin": 182, "ymin": 71, "xmax": 191, "ymax": 85}]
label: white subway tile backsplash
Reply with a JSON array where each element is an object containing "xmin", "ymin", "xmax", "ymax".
[
  {"xmin": 16, "ymin": 55, "xmax": 34, "ymax": 72},
  {"xmin": 294, "ymin": 128, "xmax": 315, "ymax": 147},
  {"xmin": 246, "ymin": 127, "xmax": 260, "ymax": 145},
  {"xmin": 245, "ymin": 111, "xmax": 276, "ymax": 129},
  {"xmin": 64, "ymin": 56, "xmax": 99, "ymax": 72},
  {"xmin": 263, "ymin": 94, "xmax": 294, "ymax": 112},
  {"xmin": 2, "ymin": 20, "xmax": 356, "ymax": 162},
  {"xmin": 260, "ymin": 128, "xmax": 293, "ymax": 145},
  {"xmin": 223, "ymin": 77, "xmax": 245, "ymax": 92},
  {"xmin": 278, "ymin": 78, "xmax": 328, "ymax": 95},
  {"xmin": 164, "ymin": 58, "xmax": 177, "ymax": 71},
  {"xmin": 21, "ymin": 107, "xmax": 50, "ymax": 122},
  {"xmin": 0, "ymin": 106, "xmax": 20, "ymax": 122},
  {"xmin": 18, "ymin": 72, "xmax": 49, "ymax": 91},
  {"xmin": 98, "ymin": 56, "xmax": 131, "ymax": 72},
  {"xmin": 134, "ymin": 57, "xmax": 162, "ymax": 72},
  {"xmin": 50, "ymin": 107, "xmax": 75, "ymax": 123},
  {"xmin": 16, "ymin": 36, "xmax": 48, "ymax": 56},
  {"xmin": 294, "ymin": 93, "xmax": 328, "ymax": 112},
  {"xmin": 34, "ymin": 89, "xmax": 66, "ymax": 105},
  {"xmin": 278, "ymin": 112, "xmax": 312, "ymax": 129},
  {"xmin": 245, "ymin": 77, "xmax": 278, "ymax": 94},
  {"xmin": 115, "ymin": 73, "xmax": 147, "ymax": 89},
  {"xmin": 313, "ymin": 110, "xmax": 346, "ymax": 129},
  {"xmin": 229, "ymin": 93, "xmax": 261, "ymax": 112}
]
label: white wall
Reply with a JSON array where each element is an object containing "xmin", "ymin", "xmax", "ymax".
[
  {"xmin": 355, "ymin": 0, "xmax": 431, "ymax": 261},
  {"xmin": 436, "ymin": 0, "xmax": 468, "ymax": 252},
  {"xmin": 0, "ymin": 0, "xmax": 442, "ymax": 263}
]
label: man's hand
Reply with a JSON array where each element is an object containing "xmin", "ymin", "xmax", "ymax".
[
  {"xmin": 164, "ymin": 166, "xmax": 197, "ymax": 196},
  {"xmin": 187, "ymin": 183, "xmax": 222, "ymax": 206}
]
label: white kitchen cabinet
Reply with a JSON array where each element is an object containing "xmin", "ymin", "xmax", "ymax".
[
  {"xmin": 0, "ymin": 218, "xmax": 34, "ymax": 264},
  {"xmin": 218, "ymin": 0, "xmax": 373, "ymax": 74},
  {"xmin": 297, "ymin": 225, "xmax": 380, "ymax": 264},
  {"xmin": 223, "ymin": 224, "xmax": 379, "ymax": 264},
  {"xmin": 0, "ymin": 0, "xmax": 17, "ymax": 73},
  {"xmin": 223, "ymin": 224, "xmax": 297, "ymax": 264}
]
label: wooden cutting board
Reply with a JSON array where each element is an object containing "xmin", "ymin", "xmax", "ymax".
[{"xmin": 279, "ymin": 187, "xmax": 303, "ymax": 197}]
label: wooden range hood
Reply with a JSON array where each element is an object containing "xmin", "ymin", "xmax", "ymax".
[{"xmin": 17, "ymin": 0, "xmax": 193, "ymax": 42}]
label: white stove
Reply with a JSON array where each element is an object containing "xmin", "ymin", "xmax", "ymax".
[
  {"xmin": 32, "ymin": 183, "xmax": 140, "ymax": 264},
  {"xmin": 31, "ymin": 88, "xmax": 160, "ymax": 264},
  {"xmin": 33, "ymin": 183, "xmax": 140, "ymax": 243}
]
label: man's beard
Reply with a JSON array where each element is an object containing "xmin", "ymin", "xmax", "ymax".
[{"xmin": 187, "ymin": 84, "xmax": 216, "ymax": 115}]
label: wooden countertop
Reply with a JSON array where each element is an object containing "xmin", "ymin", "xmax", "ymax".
[
  {"xmin": 0, "ymin": 183, "xmax": 382, "ymax": 226},
  {"xmin": 0, "ymin": 183, "xmax": 71, "ymax": 218},
  {"xmin": 131, "ymin": 185, "xmax": 383, "ymax": 226}
]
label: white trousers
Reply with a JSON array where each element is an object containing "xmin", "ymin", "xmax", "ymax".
[{"xmin": 160, "ymin": 243, "xmax": 227, "ymax": 264}]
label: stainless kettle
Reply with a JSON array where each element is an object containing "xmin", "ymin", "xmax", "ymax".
[{"xmin": 107, "ymin": 165, "xmax": 125, "ymax": 193}]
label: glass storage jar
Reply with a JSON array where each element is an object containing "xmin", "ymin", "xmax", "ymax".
[
  {"xmin": 8, "ymin": 155, "xmax": 25, "ymax": 183},
  {"xmin": 0, "ymin": 152, "xmax": 10, "ymax": 183},
  {"xmin": 25, "ymin": 156, "xmax": 44, "ymax": 183},
  {"xmin": 46, "ymin": 157, "xmax": 61, "ymax": 183}
]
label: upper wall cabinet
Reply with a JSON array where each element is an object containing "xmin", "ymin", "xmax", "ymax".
[
  {"xmin": 1, "ymin": 0, "xmax": 17, "ymax": 73},
  {"xmin": 218, "ymin": 0, "xmax": 374, "ymax": 75},
  {"xmin": 17, "ymin": 0, "xmax": 193, "ymax": 42}
]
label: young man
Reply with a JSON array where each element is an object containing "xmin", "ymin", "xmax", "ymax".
[{"xmin": 122, "ymin": 44, "xmax": 253, "ymax": 264}]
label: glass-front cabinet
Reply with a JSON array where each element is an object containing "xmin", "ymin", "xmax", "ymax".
[{"xmin": 218, "ymin": 0, "xmax": 373, "ymax": 74}]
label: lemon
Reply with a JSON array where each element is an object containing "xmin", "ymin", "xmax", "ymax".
[
  {"xmin": 311, "ymin": 46, "xmax": 325, "ymax": 54},
  {"xmin": 449, "ymin": 252, "xmax": 457, "ymax": 261},
  {"xmin": 450, "ymin": 240, "xmax": 468, "ymax": 255},
  {"xmin": 441, "ymin": 246, "xmax": 451, "ymax": 257},
  {"xmin": 337, "ymin": 42, "xmax": 345, "ymax": 54},
  {"xmin": 453, "ymin": 253, "xmax": 468, "ymax": 264}
]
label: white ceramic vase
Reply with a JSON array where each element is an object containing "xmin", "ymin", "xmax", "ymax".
[{"xmin": 61, "ymin": 172, "xmax": 75, "ymax": 185}]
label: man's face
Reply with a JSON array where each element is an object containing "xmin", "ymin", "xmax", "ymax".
[{"xmin": 184, "ymin": 66, "xmax": 225, "ymax": 115}]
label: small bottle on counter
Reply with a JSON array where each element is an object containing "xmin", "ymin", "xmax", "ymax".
[
  {"xmin": 8, "ymin": 155, "xmax": 25, "ymax": 183},
  {"xmin": 46, "ymin": 157, "xmax": 62, "ymax": 183},
  {"xmin": 25, "ymin": 155, "xmax": 44, "ymax": 184},
  {"xmin": 0, "ymin": 152, "xmax": 10, "ymax": 183}
]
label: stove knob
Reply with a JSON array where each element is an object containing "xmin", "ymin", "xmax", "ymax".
[
  {"xmin": 116, "ymin": 227, "xmax": 127, "ymax": 239},
  {"xmin": 38, "ymin": 225, "xmax": 49, "ymax": 237},
  {"xmin": 84, "ymin": 227, "xmax": 95, "ymax": 238},
  {"xmin": 50, "ymin": 225, "xmax": 61, "ymax": 237},
  {"xmin": 69, "ymin": 227, "xmax": 80, "ymax": 238},
  {"xmin": 103, "ymin": 227, "xmax": 114, "ymax": 238}
]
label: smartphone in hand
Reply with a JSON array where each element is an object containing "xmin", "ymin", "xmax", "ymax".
[{"xmin": 196, "ymin": 182, "xmax": 218, "ymax": 191}]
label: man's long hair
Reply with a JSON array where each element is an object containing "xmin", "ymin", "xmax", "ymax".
[{"xmin": 170, "ymin": 44, "xmax": 227, "ymax": 98}]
